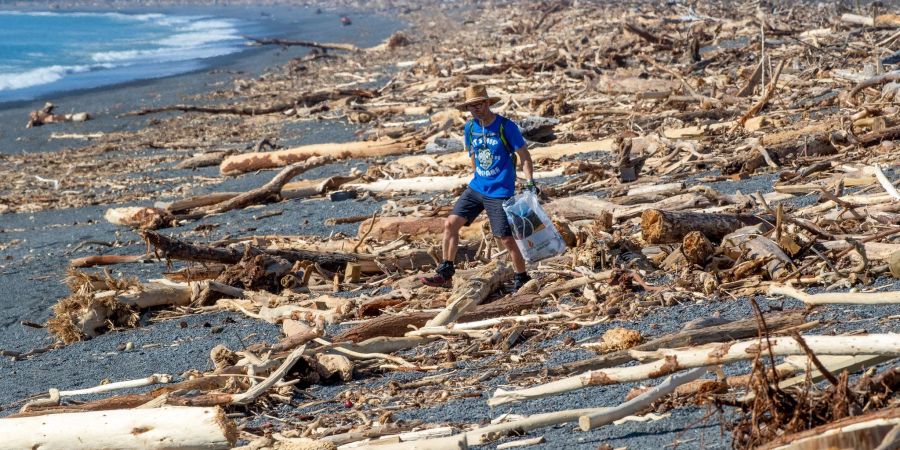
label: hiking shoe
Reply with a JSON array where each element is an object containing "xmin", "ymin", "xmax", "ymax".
[
  {"xmin": 421, "ymin": 273, "xmax": 453, "ymax": 288},
  {"xmin": 513, "ymin": 272, "xmax": 532, "ymax": 291},
  {"xmin": 421, "ymin": 261, "xmax": 455, "ymax": 288}
]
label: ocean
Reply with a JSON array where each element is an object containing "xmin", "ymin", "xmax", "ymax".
[{"xmin": 0, "ymin": 10, "xmax": 258, "ymax": 102}]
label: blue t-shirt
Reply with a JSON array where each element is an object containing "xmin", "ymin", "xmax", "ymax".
[{"xmin": 466, "ymin": 115, "xmax": 527, "ymax": 199}]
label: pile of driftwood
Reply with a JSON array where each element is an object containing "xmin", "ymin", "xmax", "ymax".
[{"xmin": 4, "ymin": 0, "xmax": 900, "ymax": 448}]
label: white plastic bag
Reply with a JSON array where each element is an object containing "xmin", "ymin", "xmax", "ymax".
[{"xmin": 502, "ymin": 191, "xmax": 567, "ymax": 263}]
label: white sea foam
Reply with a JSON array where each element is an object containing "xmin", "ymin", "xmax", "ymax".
[
  {"xmin": 0, "ymin": 65, "xmax": 91, "ymax": 91},
  {"xmin": 0, "ymin": 11, "xmax": 246, "ymax": 95}
]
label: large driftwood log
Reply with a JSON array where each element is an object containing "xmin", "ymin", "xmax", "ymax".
[
  {"xmin": 48, "ymin": 281, "xmax": 197, "ymax": 342},
  {"xmin": 0, "ymin": 406, "xmax": 236, "ymax": 449},
  {"xmin": 140, "ymin": 230, "xmax": 357, "ymax": 272},
  {"xmin": 545, "ymin": 194, "xmax": 710, "ymax": 222},
  {"xmin": 220, "ymin": 139, "xmax": 417, "ymax": 176},
  {"xmin": 769, "ymin": 284, "xmax": 900, "ymax": 305},
  {"xmin": 489, "ymin": 334, "xmax": 900, "ymax": 406},
  {"xmin": 247, "ymin": 36, "xmax": 359, "ymax": 52},
  {"xmin": 334, "ymin": 294, "xmax": 541, "ymax": 342},
  {"xmin": 640, "ymin": 209, "xmax": 767, "ymax": 244},
  {"xmin": 427, "ymin": 261, "xmax": 513, "ymax": 326},
  {"xmin": 517, "ymin": 310, "xmax": 807, "ymax": 379},
  {"xmin": 759, "ymin": 406, "xmax": 900, "ymax": 450},
  {"xmin": 125, "ymin": 88, "xmax": 373, "ymax": 117}
]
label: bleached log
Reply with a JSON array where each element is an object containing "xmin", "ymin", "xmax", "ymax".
[
  {"xmin": 760, "ymin": 407, "xmax": 900, "ymax": 450},
  {"xmin": 873, "ymin": 164, "xmax": 900, "ymax": 200},
  {"xmin": 348, "ymin": 433, "xmax": 467, "ymax": 450},
  {"xmin": 545, "ymin": 193, "xmax": 710, "ymax": 222},
  {"xmin": 631, "ymin": 335, "xmax": 900, "ymax": 364},
  {"xmin": 465, "ymin": 408, "xmax": 612, "ymax": 445},
  {"xmin": 0, "ymin": 406, "xmax": 236, "ymax": 449},
  {"xmin": 578, "ymin": 368, "xmax": 705, "ymax": 431},
  {"xmin": 820, "ymin": 240, "xmax": 900, "ymax": 261},
  {"xmin": 49, "ymin": 280, "xmax": 198, "ymax": 341},
  {"xmin": 489, "ymin": 335, "xmax": 900, "ymax": 406},
  {"xmin": 346, "ymin": 169, "xmax": 563, "ymax": 194},
  {"xmin": 220, "ymin": 140, "xmax": 416, "ymax": 176},
  {"xmin": 427, "ymin": 260, "xmax": 513, "ymax": 327},
  {"xmin": 627, "ymin": 182, "xmax": 684, "ymax": 197},
  {"xmin": 769, "ymin": 284, "xmax": 900, "ymax": 305},
  {"xmin": 391, "ymin": 140, "xmax": 615, "ymax": 172},
  {"xmin": 231, "ymin": 345, "xmax": 306, "ymax": 405}
]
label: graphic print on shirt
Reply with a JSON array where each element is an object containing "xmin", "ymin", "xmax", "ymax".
[{"xmin": 473, "ymin": 132, "xmax": 502, "ymax": 177}]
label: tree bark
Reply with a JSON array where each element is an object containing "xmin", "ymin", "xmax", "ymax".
[{"xmin": 641, "ymin": 209, "xmax": 766, "ymax": 244}]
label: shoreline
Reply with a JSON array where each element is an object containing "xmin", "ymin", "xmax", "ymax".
[{"xmin": 0, "ymin": 4, "xmax": 394, "ymax": 112}]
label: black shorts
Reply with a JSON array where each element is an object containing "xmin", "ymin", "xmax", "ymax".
[{"xmin": 450, "ymin": 187, "xmax": 513, "ymax": 237}]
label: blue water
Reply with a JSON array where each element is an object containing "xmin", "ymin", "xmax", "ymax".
[{"xmin": 0, "ymin": 10, "xmax": 255, "ymax": 102}]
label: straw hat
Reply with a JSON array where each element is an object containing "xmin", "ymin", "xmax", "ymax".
[{"xmin": 457, "ymin": 85, "xmax": 501, "ymax": 110}]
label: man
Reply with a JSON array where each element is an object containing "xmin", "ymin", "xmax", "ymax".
[{"xmin": 421, "ymin": 85, "xmax": 536, "ymax": 290}]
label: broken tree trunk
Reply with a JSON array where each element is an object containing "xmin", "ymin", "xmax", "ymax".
[
  {"xmin": 0, "ymin": 406, "xmax": 236, "ymax": 449},
  {"xmin": 48, "ymin": 280, "xmax": 198, "ymax": 342},
  {"xmin": 104, "ymin": 206, "xmax": 173, "ymax": 230},
  {"xmin": 721, "ymin": 226, "xmax": 793, "ymax": 279},
  {"xmin": 220, "ymin": 139, "xmax": 417, "ymax": 176},
  {"xmin": 640, "ymin": 209, "xmax": 767, "ymax": 244},
  {"xmin": 427, "ymin": 261, "xmax": 514, "ymax": 326}
]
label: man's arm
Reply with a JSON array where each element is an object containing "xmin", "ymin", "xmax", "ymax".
[{"xmin": 516, "ymin": 145, "xmax": 534, "ymax": 183}]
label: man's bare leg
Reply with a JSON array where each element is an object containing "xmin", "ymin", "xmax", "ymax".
[
  {"xmin": 499, "ymin": 236, "xmax": 527, "ymax": 273},
  {"xmin": 442, "ymin": 215, "xmax": 467, "ymax": 262}
]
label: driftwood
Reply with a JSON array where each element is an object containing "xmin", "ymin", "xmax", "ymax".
[
  {"xmin": 195, "ymin": 156, "xmax": 333, "ymax": 216},
  {"xmin": 26, "ymin": 102, "xmax": 90, "ymax": 128},
  {"xmin": 247, "ymin": 36, "xmax": 359, "ymax": 52},
  {"xmin": 0, "ymin": 406, "xmax": 236, "ymax": 449},
  {"xmin": 220, "ymin": 139, "xmax": 417, "ymax": 176},
  {"xmin": 759, "ymin": 406, "xmax": 900, "ymax": 450},
  {"xmin": 578, "ymin": 368, "xmax": 706, "ymax": 431},
  {"xmin": 334, "ymin": 294, "xmax": 541, "ymax": 342},
  {"xmin": 520, "ymin": 310, "xmax": 807, "ymax": 379},
  {"xmin": 489, "ymin": 334, "xmax": 900, "ymax": 406},
  {"xmin": 140, "ymin": 230, "xmax": 357, "ymax": 272},
  {"xmin": 721, "ymin": 226, "xmax": 793, "ymax": 279},
  {"xmin": 769, "ymin": 284, "xmax": 900, "ymax": 305},
  {"xmin": 125, "ymin": 88, "xmax": 373, "ymax": 117},
  {"xmin": 427, "ymin": 261, "xmax": 514, "ymax": 327},
  {"xmin": 641, "ymin": 209, "xmax": 766, "ymax": 244}
]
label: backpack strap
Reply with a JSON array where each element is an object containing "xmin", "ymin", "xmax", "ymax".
[
  {"xmin": 464, "ymin": 119, "xmax": 474, "ymax": 155},
  {"xmin": 498, "ymin": 116, "xmax": 518, "ymax": 167}
]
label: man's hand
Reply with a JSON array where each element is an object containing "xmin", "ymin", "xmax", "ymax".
[{"xmin": 524, "ymin": 180, "xmax": 540, "ymax": 195}]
